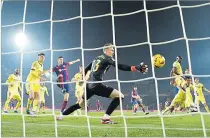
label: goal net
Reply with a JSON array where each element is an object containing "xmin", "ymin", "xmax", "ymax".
[{"xmin": 1, "ymin": 1, "xmax": 210, "ymax": 137}]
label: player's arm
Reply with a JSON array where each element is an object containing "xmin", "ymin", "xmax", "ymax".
[
  {"xmin": 203, "ymin": 85, "xmax": 210, "ymax": 93},
  {"xmin": 171, "ymin": 62, "xmax": 180, "ymax": 76},
  {"xmin": 85, "ymin": 70, "xmax": 91, "ymax": 80},
  {"xmin": 6, "ymin": 75, "xmax": 12, "ymax": 84},
  {"xmin": 42, "ymin": 69, "xmax": 51, "ymax": 75},
  {"xmin": 18, "ymin": 82, "xmax": 22, "ymax": 92},
  {"xmin": 170, "ymin": 63, "xmax": 179, "ymax": 85},
  {"xmin": 85, "ymin": 62, "xmax": 92, "ymax": 75},
  {"xmin": 45, "ymin": 88, "xmax": 49, "ymax": 96},
  {"xmin": 71, "ymin": 74, "xmax": 79, "ymax": 82},
  {"xmin": 6, "ymin": 74, "xmax": 15, "ymax": 87},
  {"xmin": 68, "ymin": 59, "xmax": 80, "ymax": 65},
  {"xmin": 107, "ymin": 58, "xmax": 148, "ymax": 74}
]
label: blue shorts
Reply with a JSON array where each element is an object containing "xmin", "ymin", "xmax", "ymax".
[
  {"xmin": 174, "ymin": 87, "xmax": 179, "ymax": 96},
  {"xmin": 132, "ymin": 100, "xmax": 138, "ymax": 106},
  {"xmin": 57, "ymin": 83, "xmax": 70, "ymax": 93},
  {"xmin": 56, "ymin": 79, "xmax": 70, "ymax": 93},
  {"xmin": 64, "ymin": 84, "xmax": 70, "ymax": 93},
  {"xmin": 137, "ymin": 100, "xmax": 142, "ymax": 105}
]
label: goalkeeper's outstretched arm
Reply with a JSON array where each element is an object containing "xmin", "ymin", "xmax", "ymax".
[
  {"xmin": 107, "ymin": 58, "xmax": 148, "ymax": 73},
  {"xmin": 84, "ymin": 59, "xmax": 148, "ymax": 75}
]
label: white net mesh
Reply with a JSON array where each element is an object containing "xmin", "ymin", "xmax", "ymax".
[{"xmin": 1, "ymin": 0, "xmax": 210, "ymax": 137}]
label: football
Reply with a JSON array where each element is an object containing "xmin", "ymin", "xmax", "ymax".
[{"xmin": 152, "ymin": 54, "xmax": 165, "ymax": 68}]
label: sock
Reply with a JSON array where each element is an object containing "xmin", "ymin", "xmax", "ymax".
[
  {"xmin": 78, "ymin": 109, "xmax": 81, "ymax": 115},
  {"xmin": 27, "ymin": 98, "xmax": 33, "ymax": 110},
  {"xmin": 74, "ymin": 111, "xmax": 78, "ymax": 115},
  {"xmin": 42, "ymin": 104, "xmax": 45, "ymax": 112},
  {"xmin": 32, "ymin": 99, "xmax": 39, "ymax": 112},
  {"xmin": 38, "ymin": 103, "xmax": 41, "ymax": 113},
  {"xmin": 204, "ymin": 105, "xmax": 210, "ymax": 112},
  {"xmin": 62, "ymin": 103, "xmax": 81, "ymax": 115},
  {"xmin": 15, "ymin": 100, "xmax": 21, "ymax": 110},
  {"xmin": 105, "ymin": 98, "xmax": 121, "ymax": 115},
  {"xmin": 4, "ymin": 99, "xmax": 10, "ymax": 111},
  {"xmin": 61, "ymin": 101, "xmax": 68, "ymax": 112},
  {"xmin": 169, "ymin": 106, "xmax": 175, "ymax": 113},
  {"xmin": 140, "ymin": 105, "xmax": 145, "ymax": 112},
  {"xmin": 163, "ymin": 106, "xmax": 171, "ymax": 115},
  {"xmin": 134, "ymin": 107, "xmax": 137, "ymax": 113},
  {"xmin": 103, "ymin": 114, "xmax": 110, "ymax": 119}
]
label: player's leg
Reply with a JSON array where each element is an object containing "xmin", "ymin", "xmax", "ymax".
[
  {"xmin": 164, "ymin": 77, "xmax": 183, "ymax": 114},
  {"xmin": 137, "ymin": 98, "xmax": 149, "ymax": 115},
  {"xmin": 60, "ymin": 84, "xmax": 70, "ymax": 114},
  {"xmin": 4, "ymin": 91, "xmax": 12, "ymax": 113},
  {"xmin": 185, "ymin": 87, "xmax": 197, "ymax": 112},
  {"xmin": 200, "ymin": 97, "xmax": 209, "ymax": 112},
  {"xmin": 74, "ymin": 90, "xmax": 79, "ymax": 116},
  {"xmin": 59, "ymin": 86, "xmax": 94, "ymax": 120},
  {"xmin": 13, "ymin": 94, "xmax": 21, "ymax": 113},
  {"xmin": 133, "ymin": 102, "xmax": 138, "ymax": 115},
  {"xmin": 32, "ymin": 83, "xmax": 40, "ymax": 114},
  {"xmin": 26, "ymin": 83, "xmax": 34, "ymax": 114},
  {"xmin": 76, "ymin": 89, "xmax": 83, "ymax": 115},
  {"xmin": 97, "ymin": 86, "xmax": 124, "ymax": 124},
  {"xmin": 162, "ymin": 91, "xmax": 183, "ymax": 115},
  {"xmin": 42, "ymin": 100, "xmax": 46, "ymax": 113}
]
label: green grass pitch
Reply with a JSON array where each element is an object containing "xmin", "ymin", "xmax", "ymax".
[{"xmin": 1, "ymin": 110, "xmax": 210, "ymax": 137}]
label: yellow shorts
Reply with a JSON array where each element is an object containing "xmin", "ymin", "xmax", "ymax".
[
  {"xmin": 171, "ymin": 90, "xmax": 186, "ymax": 108},
  {"xmin": 10, "ymin": 93, "xmax": 21, "ymax": 101},
  {"xmin": 185, "ymin": 87, "xmax": 193, "ymax": 108},
  {"xmin": 75, "ymin": 88, "xmax": 84, "ymax": 98},
  {"xmin": 196, "ymin": 96, "xmax": 206, "ymax": 105},
  {"xmin": 26, "ymin": 82, "xmax": 40, "ymax": 93}
]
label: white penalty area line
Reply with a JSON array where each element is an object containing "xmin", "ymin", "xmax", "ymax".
[{"xmin": 2, "ymin": 122, "xmax": 210, "ymax": 131}]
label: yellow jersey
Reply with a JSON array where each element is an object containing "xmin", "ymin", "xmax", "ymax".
[
  {"xmin": 173, "ymin": 61, "xmax": 183, "ymax": 76},
  {"xmin": 40, "ymin": 86, "xmax": 48, "ymax": 100},
  {"xmin": 6, "ymin": 74, "xmax": 21, "ymax": 92},
  {"xmin": 73, "ymin": 72, "xmax": 83, "ymax": 90},
  {"xmin": 195, "ymin": 83, "xmax": 204, "ymax": 97},
  {"xmin": 26, "ymin": 61, "xmax": 44, "ymax": 82}
]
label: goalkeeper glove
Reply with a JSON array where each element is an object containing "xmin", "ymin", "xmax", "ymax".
[{"xmin": 133, "ymin": 62, "xmax": 148, "ymax": 74}]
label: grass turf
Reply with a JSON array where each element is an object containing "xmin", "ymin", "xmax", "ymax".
[{"xmin": 1, "ymin": 110, "xmax": 210, "ymax": 137}]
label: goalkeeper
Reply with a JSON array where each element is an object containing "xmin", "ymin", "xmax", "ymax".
[{"xmin": 57, "ymin": 43, "xmax": 148, "ymax": 124}]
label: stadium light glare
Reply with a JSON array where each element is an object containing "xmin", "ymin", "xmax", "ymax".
[{"xmin": 14, "ymin": 33, "xmax": 28, "ymax": 47}]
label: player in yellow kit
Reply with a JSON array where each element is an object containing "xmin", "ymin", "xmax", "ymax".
[
  {"xmin": 163, "ymin": 57, "xmax": 197, "ymax": 114},
  {"xmin": 39, "ymin": 78, "xmax": 49, "ymax": 113},
  {"xmin": 170, "ymin": 56, "xmax": 183, "ymax": 86},
  {"xmin": 4, "ymin": 69, "xmax": 22, "ymax": 113},
  {"xmin": 184, "ymin": 77, "xmax": 197, "ymax": 112},
  {"xmin": 25, "ymin": 53, "xmax": 48, "ymax": 114},
  {"xmin": 72, "ymin": 65, "xmax": 84, "ymax": 115},
  {"xmin": 194, "ymin": 78, "xmax": 210, "ymax": 112}
]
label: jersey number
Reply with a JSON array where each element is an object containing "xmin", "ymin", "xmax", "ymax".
[{"xmin": 92, "ymin": 60, "xmax": 100, "ymax": 72}]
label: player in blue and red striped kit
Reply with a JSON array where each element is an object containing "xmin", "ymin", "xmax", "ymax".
[
  {"xmin": 52, "ymin": 56, "xmax": 80, "ymax": 116},
  {"xmin": 131, "ymin": 86, "xmax": 149, "ymax": 115}
]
